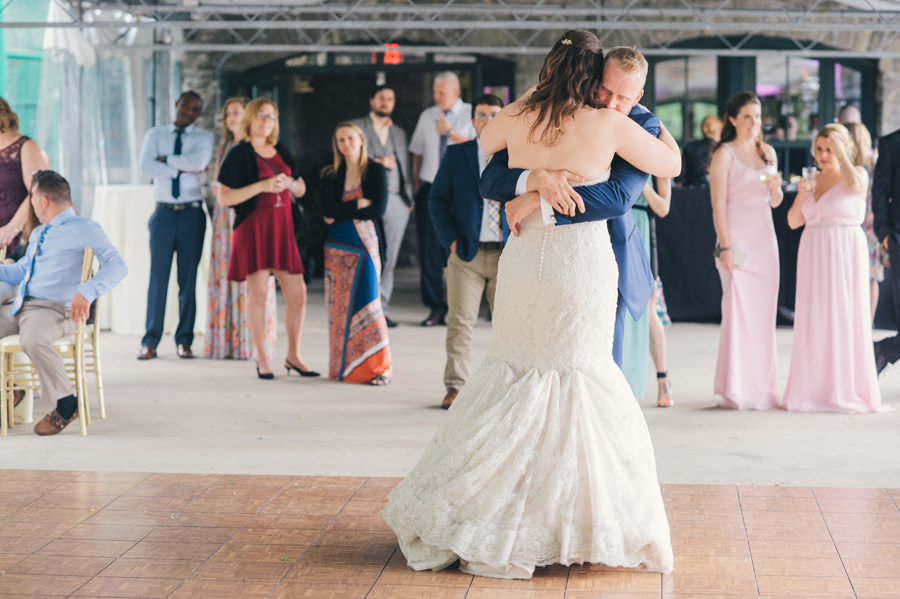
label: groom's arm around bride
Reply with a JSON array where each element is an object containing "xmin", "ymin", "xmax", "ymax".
[
  {"xmin": 479, "ymin": 103, "xmax": 664, "ymax": 228},
  {"xmin": 476, "ymin": 46, "xmax": 679, "ymax": 366}
]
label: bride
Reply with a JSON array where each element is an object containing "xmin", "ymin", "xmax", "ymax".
[{"xmin": 382, "ymin": 30, "xmax": 682, "ymax": 579}]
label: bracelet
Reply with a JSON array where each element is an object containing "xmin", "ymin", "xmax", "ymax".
[{"xmin": 719, "ymin": 246, "xmax": 732, "ymax": 252}]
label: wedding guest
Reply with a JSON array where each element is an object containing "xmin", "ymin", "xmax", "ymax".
[
  {"xmin": 216, "ymin": 97, "xmax": 318, "ymax": 380},
  {"xmin": 622, "ymin": 175, "xmax": 674, "ymax": 407},
  {"xmin": 709, "ymin": 92, "xmax": 783, "ymax": 410},
  {"xmin": 873, "ymin": 125, "xmax": 900, "ymax": 373},
  {"xmin": 320, "ymin": 122, "xmax": 390, "ymax": 385},
  {"xmin": 138, "ymin": 91, "xmax": 214, "ymax": 361},
  {"xmin": 205, "ymin": 97, "xmax": 277, "ymax": 360},
  {"xmin": 846, "ymin": 122, "xmax": 880, "ymax": 320},
  {"xmin": 409, "ymin": 72, "xmax": 476, "ymax": 327},
  {"xmin": 351, "ymin": 86, "xmax": 414, "ymax": 327},
  {"xmin": 0, "ymin": 171, "xmax": 127, "ymax": 435},
  {"xmin": 0, "ymin": 97, "xmax": 50, "ymax": 257},
  {"xmin": 679, "ymin": 114, "xmax": 721, "ymax": 188},
  {"xmin": 783, "ymin": 124, "xmax": 881, "ymax": 412},
  {"xmin": 428, "ymin": 94, "xmax": 504, "ymax": 409},
  {"xmin": 837, "ymin": 104, "xmax": 861, "ymax": 125}
]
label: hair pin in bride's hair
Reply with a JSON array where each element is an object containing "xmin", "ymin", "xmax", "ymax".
[{"xmin": 561, "ymin": 39, "xmax": 572, "ymax": 45}]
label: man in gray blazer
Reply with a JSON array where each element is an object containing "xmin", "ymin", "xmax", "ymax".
[{"xmin": 352, "ymin": 85, "xmax": 414, "ymax": 327}]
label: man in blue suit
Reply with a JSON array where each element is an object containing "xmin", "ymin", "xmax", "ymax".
[
  {"xmin": 429, "ymin": 94, "xmax": 506, "ymax": 408},
  {"xmin": 480, "ymin": 47, "xmax": 675, "ymax": 368}
]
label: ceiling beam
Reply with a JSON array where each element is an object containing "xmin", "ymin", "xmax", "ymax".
[
  {"xmin": 91, "ymin": 42, "xmax": 900, "ymax": 58},
  {"xmin": 5, "ymin": 18, "xmax": 900, "ymax": 32}
]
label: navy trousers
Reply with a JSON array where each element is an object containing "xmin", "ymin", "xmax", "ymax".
[
  {"xmin": 415, "ymin": 183, "xmax": 448, "ymax": 316},
  {"xmin": 612, "ymin": 292, "xmax": 627, "ymax": 369},
  {"xmin": 142, "ymin": 203, "xmax": 207, "ymax": 348},
  {"xmin": 875, "ymin": 235, "xmax": 900, "ymax": 364}
]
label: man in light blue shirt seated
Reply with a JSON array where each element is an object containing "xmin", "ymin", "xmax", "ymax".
[{"xmin": 0, "ymin": 170, "xmax": 127, "ymax": 435}]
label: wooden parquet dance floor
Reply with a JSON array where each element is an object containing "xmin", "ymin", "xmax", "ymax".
[{"xmin": 0, "ymin": 470, "xmax": 898, "ymax": 598}]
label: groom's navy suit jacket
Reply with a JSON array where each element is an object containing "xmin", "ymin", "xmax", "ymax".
[
  {"xmin": 479, "ymin": 104, "xmax": 659, "ymax": 367},
  {"xmin": 429, "ymin": 139, "xmax": 509, "ymax": 260}
]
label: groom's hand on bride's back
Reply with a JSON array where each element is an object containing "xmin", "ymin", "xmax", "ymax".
[{"xmin": 527, "ymin": 169, "xmax": 586, "ymax": 217}]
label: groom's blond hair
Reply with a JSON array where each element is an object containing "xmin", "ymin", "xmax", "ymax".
[{"xmin": 605, "ymin": 46, "xmax": 648, "ymax": 83}]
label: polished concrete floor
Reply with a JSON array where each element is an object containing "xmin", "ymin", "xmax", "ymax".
[
  {"xmin": 1, "ymin": 275, "xmax": 899, "ymax": 598},
  {"xmin": 0, "ymin": 277, "xmax": 898, "ymax": 487}
]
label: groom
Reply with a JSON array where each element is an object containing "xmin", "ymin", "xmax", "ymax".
[{"xmin": 480, "ymin": 46, "xmax": 666, "ymax": 368}]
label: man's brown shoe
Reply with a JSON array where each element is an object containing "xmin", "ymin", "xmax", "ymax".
[
  {"xmin": 441, "ymin": 387, "xmax": 459, "ymax": 409},
  {"xmin": 137, "ymin": 346, "xmax": 157, "ymax": 360},
  {"xmin": 177, "ymin": 344, "xmax": 194, "ymax": 359},
  {"xmin": 13, "ymin": 390, "xmax": 25, "ymax": 408},
  {"xmin": 34, "ymin": 410, "xmax": 78, "ymax": 436}
]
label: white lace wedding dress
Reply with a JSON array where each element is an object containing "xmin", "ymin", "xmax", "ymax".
[{"xmin": 382, "ymin": 171, "xmax": 673, "ymax": 576}]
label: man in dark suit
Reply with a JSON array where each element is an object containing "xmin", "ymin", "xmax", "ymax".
[
  {"xmin": 679, "ymin": 114, "xmax": 722, "ymax": 188},
  {"xmin": 429, "ymin": 94, "xmax": 505, "ymax": 408},
  {"xmin": 480, "ymin": 47, "xmax": 677, "ymax": 368},
  {"xmin": 872, "ymin": 126, "xmax": 900, "ymax": 373}
]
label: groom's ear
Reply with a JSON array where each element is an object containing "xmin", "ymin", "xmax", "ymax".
[{"xmin": 630, "ymin": 89, "xmax": 644, "ymax": 111}]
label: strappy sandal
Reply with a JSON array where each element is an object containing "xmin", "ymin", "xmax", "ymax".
[
  {"xmin": 656, "ymin": 371, "xmax": 673, "ymax": 407},
  {"xmin": 369, "ymin": 373, "xmax": 391, "ymax": 386}
]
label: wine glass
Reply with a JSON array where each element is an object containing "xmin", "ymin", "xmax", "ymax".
[
  {"xmin": 801, "ymin": 166, "xmax": 817, "ymax": 192},
  {"xmin": 274, "ymin": 174, "xmax": 285, "ymax": 208}
]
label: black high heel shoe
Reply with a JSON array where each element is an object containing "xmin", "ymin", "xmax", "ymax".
[
  {"xmin": 285, "ymin": 360, "xmax": 320, "ymax": 377},
  {"xmin": 257, "ymin": 365, "xmax": 275, "ymax": 380}
]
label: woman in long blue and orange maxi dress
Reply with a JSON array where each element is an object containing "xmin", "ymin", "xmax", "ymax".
[{"xmin": 320, "ymin": 121, "xmax": 391, "ymax": 385}]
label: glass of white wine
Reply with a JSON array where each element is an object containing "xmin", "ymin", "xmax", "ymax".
[{"xmin": 801, "ymin": 166, "xmax": 817, "ymax": 192}]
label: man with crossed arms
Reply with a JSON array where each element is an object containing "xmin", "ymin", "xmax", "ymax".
[{"xmin": 480, "ymin": 46, "xmax": 677, "ymax": 368}]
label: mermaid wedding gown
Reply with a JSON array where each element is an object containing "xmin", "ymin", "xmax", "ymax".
[{"xmin": 382, "ymin": 171, "xmax": 673, "ymax": 577}]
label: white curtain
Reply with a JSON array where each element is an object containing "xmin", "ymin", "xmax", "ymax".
[{"xmin": 35, "ymin": 0, "xmax": 144, "ymax": 216}]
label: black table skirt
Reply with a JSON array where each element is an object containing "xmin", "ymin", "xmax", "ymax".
[{"xmin": 656, "ymin": 188, "xmax": 896, "ymax": 330}]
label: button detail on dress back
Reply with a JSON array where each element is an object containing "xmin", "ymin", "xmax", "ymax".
[{"xmin": 538, "ymin": 227, "xmax": 548, "ymax": 281}]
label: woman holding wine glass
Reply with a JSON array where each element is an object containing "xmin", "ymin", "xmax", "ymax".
[
  {"xmin": 783, "ymin": 124, "xmax": 881, "ymax": 412},
  {"xmin": 216, "ymin": 97, "xmax": 319, "ymax": 380},
  {"xmin": 709, "ymin": 92, "xmax": 783, "ymax": 410}
]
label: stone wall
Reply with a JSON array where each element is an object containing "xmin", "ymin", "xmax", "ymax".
[{"xmin": 878, "ymin": 57, "xmax": 900, "ymax": 137}]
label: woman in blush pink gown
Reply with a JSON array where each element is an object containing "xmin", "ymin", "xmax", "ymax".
[
  {"xmin": 783, "ymin": 124, "xmax": 881, "ymax": 413},
  {"xmin": 709, "ymin": 92, "xmax": 784, "ymax": 410}
]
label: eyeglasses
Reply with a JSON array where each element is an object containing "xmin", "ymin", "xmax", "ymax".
[
  {"xmin": 473, "ymin": 112, "xmax": 498, "ymax": 121},
  {"xmin": 256, "ymin": 112, "xmax": 278, "ymax": 121}
]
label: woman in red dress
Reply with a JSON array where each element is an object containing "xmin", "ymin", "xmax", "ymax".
[{"xmin": 216, "ymin": 97, "xmax": 319, "ymax": 379}]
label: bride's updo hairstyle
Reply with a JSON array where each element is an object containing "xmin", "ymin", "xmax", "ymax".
[{"xmin": 519, "ymin": 30, "xmax": 604, "ymax": 146}]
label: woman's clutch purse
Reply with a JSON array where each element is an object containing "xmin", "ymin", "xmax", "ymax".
[{"xmin": 713, "ymin": 244, "xmax": 746, "ymax": 267}]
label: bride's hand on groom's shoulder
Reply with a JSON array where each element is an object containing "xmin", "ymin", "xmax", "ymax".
[
  {"xmin": 528, "ymin": 169, "xmax": 585, "ymax": 217},
  {"xmin": 505, "ymin": 192, "xmax": 541, "ymax": 237}
]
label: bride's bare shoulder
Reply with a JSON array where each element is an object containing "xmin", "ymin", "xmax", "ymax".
[{"xmin": 500, "ymin": 100, "xmax": 525, "ymax": 118}]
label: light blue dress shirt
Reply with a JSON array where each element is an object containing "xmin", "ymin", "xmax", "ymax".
[
  {"xmin": 0, "ymin": 207, "xmax": 128, "ymax": 308},
  {"xmin": 139, "ymin": 123, "xmax": 214, "ymax": 204}
]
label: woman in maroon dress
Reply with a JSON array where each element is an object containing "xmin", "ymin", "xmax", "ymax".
[
  {"xmin": 0, "ymin": 97, "xmax": 49, "ymax": 256},
  {"xmin": 216, "ymin": 97, "xmax": 319, "ymax": 380}
]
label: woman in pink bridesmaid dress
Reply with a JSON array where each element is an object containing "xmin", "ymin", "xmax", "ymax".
[
  {"xmin": 783, "ymin": 124, "xmax": 882, "ymax": 413},
  {"xmin": 709, "ymin": 92, "xmax": 784, "ymax": 410}
]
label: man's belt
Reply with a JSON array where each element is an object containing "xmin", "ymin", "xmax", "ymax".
[
  {"xmin": 478, "ymin": 241, "xmax": 503, "ymax": 251},
  {"xmin": 157, "ymin": 201, "xmax": 202, "ymax": 211}
]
